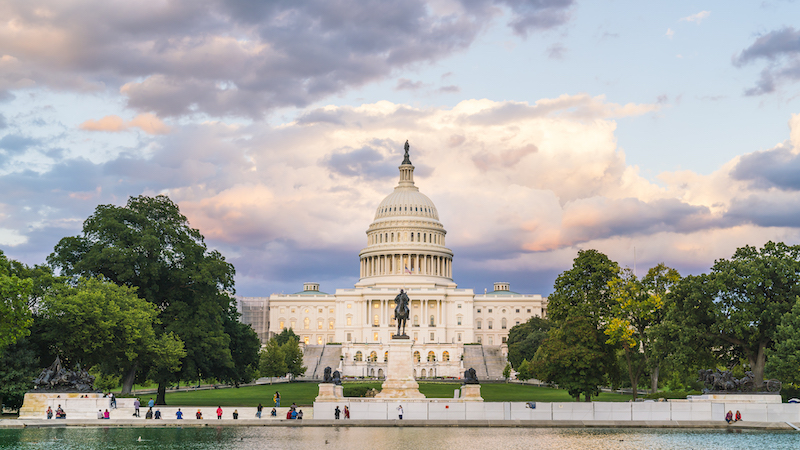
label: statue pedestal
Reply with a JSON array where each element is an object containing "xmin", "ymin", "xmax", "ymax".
[
  {"xmin": 375, "ymin": 338, "xmax": 425, "ymax": 399},
  {"xmin": 315, "ymin": 383, "xmax": 344, "ymax": 402},
  {"xmin": 460, "ymin": 384, "xmax": 483, "ymax": 401}
]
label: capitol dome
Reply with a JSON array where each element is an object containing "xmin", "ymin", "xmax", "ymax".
[{"xmin": 358, "ymin": 141, "xmax": 454, "ymax": 285}]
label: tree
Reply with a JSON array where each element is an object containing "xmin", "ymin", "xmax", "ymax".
[
  {"xmin": 516, "ymin": 359, "xmax": 531, "ymax": 381},
  {"xmin": 0, "ymin": 251, "xmax": 33, "ymax": 353},
  {"xmin": 502, "ymin": 363, "xmax": 512, "ymax": 382},
  {"xmin": 39, "ymin": 277, "xmax": 185, "ymax": 391},
  {"xmin": 282, "ymin": 338, "xmax": 307, "ymax": 378},
  {"xmin": 507, "ymin": 316, "xmax": 551, "ymax": 369},
  {"xmin": 532, "ymin": 316, "xmax": 614, "ymax": 401},
  {"xmin": 605, "ymin": 264, "xmax": 680, "ymax": 398},
  {"xmin": 670, "ymin": 241, "xmax": 800, "ymax": 386},
  {"xmin": 221, "ymin": 305, "xmax": 261, "ymax": 386},
  {"xmin": 259, "ymin": 339, "xmax": 287, "ymax": 378},
  {"xmin": 0, "ymin": 337, "xmax": 39, "ymax": 411},
  {"xmin": 48, "ymin": 195, "xmax": 238, "ymax": 403},
  {"xmin": 766, "ymin": 298, "xmax": 800, "ymax": 385},
  {"xmin": 274, "ymin": 328, "xmax": 301, "ymax": 346},
  {"xmin": 547, "ymin": 249, "xmax": 621, "ymax": 325}
]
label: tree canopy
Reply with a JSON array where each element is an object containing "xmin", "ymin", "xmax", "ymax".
[
  {"xmin": 506, "ymin": 316, "xmax": 551, "ymax": 369},
  {"xmin": 47, "ymin": 195, "xmax": 255, "ymax": 402},
  {"xmin": 0, "ymin": 250, "xmax": 34, "ymax": 353}
]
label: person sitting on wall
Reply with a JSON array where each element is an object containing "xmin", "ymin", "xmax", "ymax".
[
  {"xmin": 297, "ymin": 410, "xmax": 303, "ymax": 420},
  {"xmin": 154, "ymin": 409, "xmax": 162, "ymax": 419},
  {"xmin": 145, "ymin": 408, "xmax": 153, "ymax": 419},
  {"xmin": 97, "ymin": 410, "xmax": 103, "ymax": 419},
  {"xmin": 735, "ymin": 410, "xmax": 742, "ymax": 422},
  {"xmin": 286, "ymin": 409, "xmax": 292, "ymax": 419},
  {"xmin": 271, "ymin": 408, "xmax": 277, "ymax": 417},
  {"xmin": 103, "ymin": 409, "xmax": 110, "ymax": 419},
  {"xmin": 46, "ymin": 407, "xmax": 53, "ymax": 419},
  {"xmin": 55, "ymin": 405, "xmax": 65, "ymax": 419},
  {"xmin": 725, "ymin": 410, "xmax": 734, "ymax": 424},
  {"xmin": 196, "ymin": 409, "xmax": 203, "ymax": 419}
]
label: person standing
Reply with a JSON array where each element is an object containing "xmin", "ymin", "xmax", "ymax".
[
  {"xmin": 46, "ymin": 406, "xmax": 53, "ymax": 419},
  {"xmin": 334, "ymin": 406, "xmax": 341, "ymax": 420},
  {"xmin": 256, "ymin": 403, "xmax": 263, "ymax": 418},
  {"xmin": 176, "ymin": 408, "xmax": 183, "ymax": 419},
  {"xmin": 274, "ymin": 391, "xmax": 281, "ymax": 407},
  {"xmin": 216, "ymin": 406, "xmax": 223, "ymax": 419},
  {"xmin": 109, "ymin": 393, "xmax": 116, "ymax": 409},
  {"xmin": 397, "ymin": 405, "xmax": 403, "ymax": 420},
  {"xmin": 133, "ymin": 398, "xmax": 140, "ymax": 417},
  {"xmin": 148, "ymin": 398, "xmax": 155, "ymax": 408},
  {"xmin": 233, "ymin": 410, "xmax": 239, "ymax": 419},
  {"xmin": 344, "ymin": 405, "xmax": 350, "ymax": 419}
]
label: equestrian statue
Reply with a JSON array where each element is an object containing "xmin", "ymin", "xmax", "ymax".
[{"xmin": 393, "ymin": 289, "xmax": 410, "ymax": 337}]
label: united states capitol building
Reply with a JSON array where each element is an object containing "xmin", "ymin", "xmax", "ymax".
[{"xmin": 239, "ymin": 144, "xmax": 547, "ymax": 379}]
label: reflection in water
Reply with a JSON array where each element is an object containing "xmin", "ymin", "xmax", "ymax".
[{"xmin": 1, "ymin": 427, "xmax": 800, "ymax": 450}]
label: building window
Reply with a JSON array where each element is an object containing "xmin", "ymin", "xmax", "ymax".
[
  {"xmin": 304, "ymin": 317, "xmax": 310, "ymax": 329},
  {"xmin": 501, "ymin": 318, "xmax": 507, "ymax": 329},
  {"xmin": 488, "ymin": 309, "xmax": 492, "ymax": 313},
  {"xmin": 279, "ymin": 320, "xmax": 285, "ymax": 329},
  {"xmin": 429, "ymin": 315, "xmax": 435, "ymax": 326},
  {"xmin": 318, "ymin": 336, "xmax": 323, "ymax": 345},
  {"xmin": 369, "ymin": 351, "xmax": 378, "ymax": 362},
  {"xmin": 502, "ymin": 336, "xmax": 507, "ymax": 343},
  {"xmin": 318, "ymin": 308, "xmax": 323, "ymax": 313},
  {"xmin": 413, "ymin": 351, "xmax": 421, "ymax": 363},
  {"xmin": 430, "ymin": 332, "xmax": 434, "ymax": 341},
  {"xmin": 346, "ymin": 316, "xmax": 352, "ymax": 326},
  {"xmin": 290, "ymin": 320, "xmax": 296, "ymax": 329},
  {"xmin": 457, "ymin": 303, "xmax": 462, "ymax": 309},
  {"xmin": 414, "ymin": 315, "xmax": 419, "ymax": 326},
  {"xmin": 374, "ymin": 303, "xmax": 379, "ymax": 309},
  {"xmin": 346, "ymin": 332, "xmax": 352, "ymax": 342},
  {"xmin": 527, "ymin": 309, "xmax": 531, "ymax": 313},
  {"xmin": 477, "ymin": 308, "xmax": 481, "ymax": 313},
  {"xmin": 374, "ymin": 332, "xmax": 379, "ymax": 341},
  {"xmin": 488, "ymin": 336, "xmax": 493, "ymax": 345},
  {"xmin": 305, "ymin": 308, "xmax": 309, "ymax": 314},
  {"xmin": 384, "ymin": 351, "xmax": 389, "ymax": 362},
  {"xmin": 516, "ymin": 309, "xmax": 520, "ymax": 313},
  {"xmin": 374, "ymin": 314, "xmax": 379, "ymax": 326},
  {"xmin": 291, "ymin": 308, "xmax": 296, "ymax": 313},
  {"xmin": 328, "ymin": 335, "xmax": 333, "ymax": 343},
  {"xmin": 318, "ymin": 319, "xmax": 323, "ymax": 330},
  {"xmin": 457, "ymin": 315, "xmax": 462, "ymax": 326},
  {"xmin": 428, "ymin": 351, "xmax": 436, "ymax": 362},
  {"xmin": 488, "ymin": 320, "xmax": 493, "ymax": 330},
  {"xmin": 516, "ymin": 321, "xmax": 520, "ymax": 326},
  {"xmin": 477, "ymin": 320, "xmax": 482, "ymax": 330},
  {"xmin": 304, "ymin": 336, "xmax": 309, "ymax": 345},
  {"xmin": 329, "ymin": 308, "xmax": 334, "ymax": 314},
  {"xmin": 280, "ymin": 307, "xmax": 285, "ymax": 314},
  {"xmin": 329, "ymin": 320, "xmax": 335, "ymax": 330},
  {"xmin": 457, "ymin": 333, "xmax": 462, "ymax": 342},
  {"xmin": 355, "ymin": 351, "xmax": 362, "ymax": 361},
  {"xmin": 477, "ymin": 336, "xmax": 482, "ymax": 344},
  {"xmin": 413, "ymin": 332, "xmax": 418, "ymax": 341},
  {"xmin": 443, "ymin": 351, "xmax": 450, "ymax": 362},
  {"xmin": 347, "ymin": 304, "xmax": 352, "ymax": 309}
]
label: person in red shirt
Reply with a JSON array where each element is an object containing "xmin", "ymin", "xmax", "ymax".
[{"xmin": 216, "ymin": 406, "xmax": 223, "ymax": 419}]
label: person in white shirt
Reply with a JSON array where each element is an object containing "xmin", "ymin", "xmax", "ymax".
[{"xmin": 397, "ymin": 405, "xmax": 403, "ymax": 420}]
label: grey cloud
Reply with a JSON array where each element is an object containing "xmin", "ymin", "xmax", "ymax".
[
  {"xmin": 437, "ymin": 85, "xmax": 461, "ymax": 93},
  {"xmin": 395, "ymin": 78, "xmax": 425, "ymax": 91},
  {"xmin": 0, "ymin": 134, "xmax": 39, "ymax": 153},
  {"xmin": 1, "ymin": 0, "xmax": 574, "ymax": 118},
  {"xmin": 731, "ymin": 146, "xmax": 800, "ymax": 190},
  {"xmin": 0, "ymin": 114, "xmax": 7, "ymax": 129},
  {"xmin": 734, "ymin": 27, "xmax": 800, "ymax": 95},
  {"xmin": 320, "ymin": 141, "xmax": 398, "ymax": 180},
  {"xmin": 726, "ymin": 195, "xmax": 800, "ymax": 228},
  {"xmin": 547, "ymin": 43, "xmax": 566, "ymax": 59}
]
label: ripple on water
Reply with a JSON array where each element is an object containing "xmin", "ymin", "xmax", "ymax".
[{"xmin": 1, "ymin": 427, "xmax": 799, "ymax": 450}]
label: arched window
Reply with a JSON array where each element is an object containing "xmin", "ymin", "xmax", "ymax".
[
  {"xmin": 421, "ymin": 368, "xmax": 427, "ymax": 377},
  {"xmin": 329, "ymin": 319, "xmax": 335, "ymax": 330},
  {"xmin": 488, "ymin": 320, "xmax": 493, "ymax": 330},
  {"xmin": 501, "ymin": 318, "xmax": 507, "ymax": 329},
  {"xmin": 477, "ymin": 320, "xmax": 482, "ymax": 330},
  {"xmin": 369, "ymin": 351, "xmax": 377, "ymax": 362},
  {"xmin": 413, "ymin": 315, "xmax": 419, "ymax": 326},
  {"xmin": 442, "ymin": 351, "xmax": 450, "ymax": 362},
  {"xmin": 411, "ymin": 233, "xmax": 414, "ymax": 242},
  {"xmin": 355, "ymin": 351, "xmax": 363, "ymax": 361},
  {"xmin": 384, "ymin": 351, "xmax": 389, "ymax": 362},
  {"xmin": 413, "ymin": 351, "xmax": 421, "ymax": 363},
  {"xmin": 373, "ymin": 314, "xmax": 379, "ymax": 326},
  {"xmin": 304, "ymin": 317, "xmax": 310, "ymax": 329},
  {"xmin": 427, "ymin": 351, "xmax": 436, "ymax": 362},
  {"xmin": 318, "ymin": 319, "xmax": 323, "ymax": 330}
]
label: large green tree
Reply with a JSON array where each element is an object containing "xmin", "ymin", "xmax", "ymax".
[
  {"xmin": 532, "ymin": 316, "xmax": 614, "ymax": 401},
  {"xmin": 0, "ymin": 250, "xmax": 33, "ymax": 353},
  {"xmin": 506, "ymin": 316, "xmax": 551, "ymax": 369},
  {"xmin": 39, "ymin": 277, "xmax": 185, "ymax": 388},
  {"xmin": 0, "ymin": 337, "xmax": 39, "ymax": 411},
  {"xmin": 670, "ymin": 241, "xmax": 800, "ymax": 386},
  {"xmin": 221, "ymin": 305, "xmax": 261, "ymax": 386},
  {"xmin": 259, "ymin": 339, "xmax": 288, "ymax": 378},
  {"xmin": 47, "ymin": 195, "xmax": 251, "ymax": 403},
  {"xmin": 765, "ymin": 298, "xmax": 800, "ymax": 386},
  {"xmin": 547, "ymin": 249, "xmax": 621, "ymax": 325},
  {"xmin": 605, "ymin": 264, "xmax": 680, "ymax": 398}
]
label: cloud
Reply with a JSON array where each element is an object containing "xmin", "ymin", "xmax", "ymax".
[
  {"xmin": 79, "ymin": 113, "xmax": 171, "ymax": 135},
  {"xmin": 0, "ymin": 0, "xmax": 576, "ymax": 119},
  {"xmin": 680, "ymin": 11, "xmax": 710, "ymax": 24},
  {"xmin": 0, "ymin": 134, "xmax": 39, "ymax": 153},
  {"xmin": 734, "ymin": 27, "xmax": 800, "ymax": 95},
  {"xmin": 395, "ymin": 79, "xmax": 425, "ymax": 91},
  {"xmin": 437, "ymin": 85, "xmax": 461, "ymax": 93},
  {"xmin": 4, "ymin": 96, "xmax": 800, "ymax": 298},
  {"xmin": 665, "ymin": 28, "xmax": 675, "ymax": 39},
  {"xmin": 547, "ymin": 43, "xmax": 567, "ymax": 59}
]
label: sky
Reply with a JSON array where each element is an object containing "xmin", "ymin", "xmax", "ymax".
[{"xmin": 2, "ymin": 0, "xmax": 800, "ymax": 297}]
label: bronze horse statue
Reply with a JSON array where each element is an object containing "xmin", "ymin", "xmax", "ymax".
[{"xmin": 394, "ymin": 289, "xmax": 410, "ymax": 336}]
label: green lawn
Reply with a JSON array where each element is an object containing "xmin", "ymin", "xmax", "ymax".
[{"xmin": 164, "ymin": 382, "xmax": 632, "ymax": 407}]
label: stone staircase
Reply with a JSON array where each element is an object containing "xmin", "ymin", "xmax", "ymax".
[
  {"xmin": 315, "ymin": 345, "xmax": 342, "ymax": 378},
  {"xmin": 301, "ymin": 345, "xmax": 324, "ymax": 380},
  {"xmin": 483, "ymin": 346, "xmax": 508, "ymax": 380},
  {"xmin": 462, "ymin": 345, "xmax": 489, "ymax": 380}
]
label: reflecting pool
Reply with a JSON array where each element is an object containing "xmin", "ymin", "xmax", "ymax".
[{"xmin": 2, "ymin": 427, "xmax": 799, "ymax": 450}]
